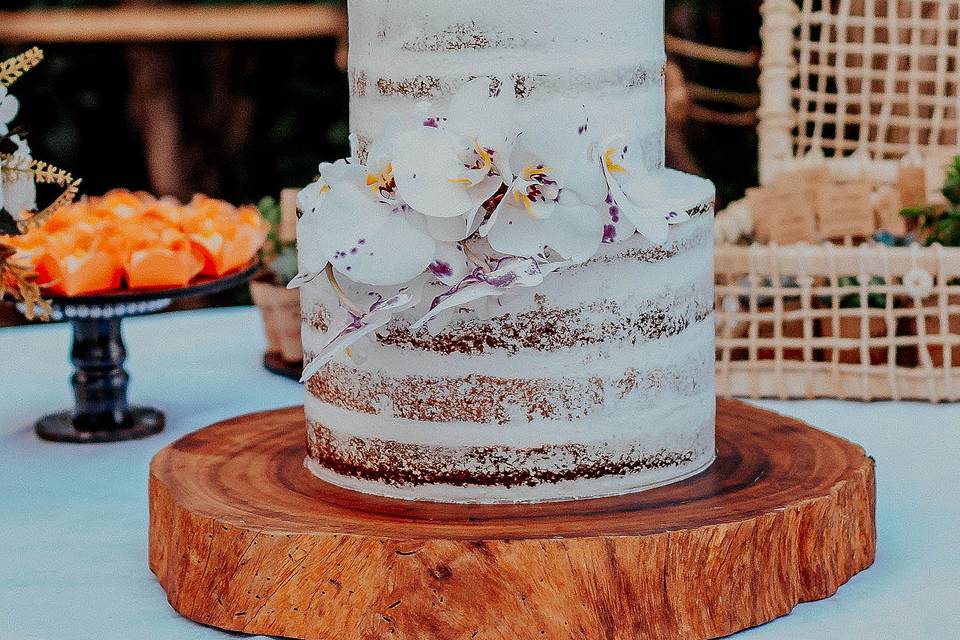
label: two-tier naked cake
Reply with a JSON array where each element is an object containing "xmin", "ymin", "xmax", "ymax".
[{"xmin": 293, "ymin": 0, "xmax": 716, "ymax": 503}]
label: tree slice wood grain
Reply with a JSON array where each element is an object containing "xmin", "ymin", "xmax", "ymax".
[{"xmin": 148, "ymin": 399, "xmax": 876, "ymax": 640}]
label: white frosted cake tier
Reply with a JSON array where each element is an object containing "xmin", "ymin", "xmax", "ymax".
[
  {"xmin": 300, "ymin": 171, "xmax": 716, "ymax": 503},
  {"xmin": 348, "ymin": 0, "xmax": 666, "ymax": 170}
]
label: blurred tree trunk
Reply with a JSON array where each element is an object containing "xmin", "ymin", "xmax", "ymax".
[
  {"xmin": 123, "ymin": 0, "xmax": 186, "ymax": 199},
  {"xmin": 664, "ymin": 60, "xmax": 700, "ymax": 174},
  {"xmin": 122, "ymin": 0, "xmax": 258, "ymax": 201}
]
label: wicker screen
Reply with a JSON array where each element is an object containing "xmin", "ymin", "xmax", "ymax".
[
  {"xmin": 794, "ymin": 0, "xmax": 960, "ymax": 159},
  {"xmin": 715, "ymin": 243, "xmax": 960, "ymax": 401}
]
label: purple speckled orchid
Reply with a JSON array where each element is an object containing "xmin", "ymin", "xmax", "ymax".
[
  {"xmin": 479, "ymin": 102, "xmax": 606, "ymax": 260},
  {"xmin": 483, "ymin": 187, "xmax": 604, "ymax": 262},
  {"xmin": 599, "ymin": 135, "xmax": 689, "ymax": 245},
  {"xmin": 426, "ymin": 241, "xmax": 472, "ymax": 286},
  {"xmin": 0, "ymin": 86, "xmax": 18, "ymax": 137},
  {"xmin": 411, "ymin": 256, "xmax": 568, "ymax": 329},
  {"xmin": 0, "ymin": 86, "xmax": 37, "ymax": 219},
  {"xmin": 391, "ymin": 79, "xmax": 517, "ymax": 242},
  {"xmin": 294, "ymin": 175, "xmax": 438, "ymax": 287},
  {"xmin": 391, "ymin": 126, "xmax": 501, "ymax": 223},
  {"xmin": 300, "ymin": 286, "xmax": 422, "ymax": 382}
]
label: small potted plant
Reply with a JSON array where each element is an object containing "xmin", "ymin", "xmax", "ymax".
[
  {"xmin": 745, "ymin": 276, "xmax": 807, "ymax": 361},
  {"xmin": 250, "ymin": 192, "xmax": 303, "ymax": 368},
  {"xmin": 818, "ymin": 276, "xmax": 889, "ymax": 365},
  {"xmin": 901, "ymin": 155, "xmax": 960, "ymax": 367}
]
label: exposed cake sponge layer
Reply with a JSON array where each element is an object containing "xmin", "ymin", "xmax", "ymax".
[{"xmin": 301, "ymin": 174, "xmax": 716, "ymax": 502}]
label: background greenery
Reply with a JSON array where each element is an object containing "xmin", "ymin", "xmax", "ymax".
[{"xmin": 3, "ymin": 0, "xmax": 349, "ymax": 206}]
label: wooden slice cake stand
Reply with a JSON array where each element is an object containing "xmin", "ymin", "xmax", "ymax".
[{"xmin": 149, "ymin": 399, "xmax": 875, "ymax": 640}]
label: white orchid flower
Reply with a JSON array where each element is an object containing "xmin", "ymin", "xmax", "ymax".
[
  {"xmin": 360, "ymin": 125, "xmax": 404, "ymax": 204},
  {"xmin": 484, "ymin": 187, "xmax": 603, "ymax": 262},
  {"xmin": 392, "ymin": 126, "xmax": 500, "ymax": 221},
  {"xmin": 391, "ymin": 79, "xmax": 518, "ymax": 240},
  {"xmin": 478, "ymin": 102, "xmax": 606, "ymax": 260},
  {"xmin": 1, "ymin": 135, "xmax": 37, "ymax": 220},
  {"xmin": 300, "ymin": 286, "xmax": 422, "ymax": 382},
  {"xmin": 599, "ymin": 135, "xmax": 690, "ymax": 245},
  {"xmin": 444, "ymin": 77, "xmax": 518, "ymax": 187},
  {"xmin": 291, "ymin": 127, "xmax": 431, "ymax": 289},
  {"xmin": 295, "ymin": 176, "xmax": 437, "ymax": 287},
  {"xmin": 287, "ymin": 163, "xmax": 352, "ymax": 288},
  {"xmin": 0, "ymin": 86, "xmax": 18, "ymax": 137}
]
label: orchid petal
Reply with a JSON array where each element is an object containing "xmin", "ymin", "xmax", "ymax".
[
  {"xmin": 427, "ymin": 241, "xmax": 472, "ymax": 285},
  {"xmin": 619, "ymin": 170, "xmax": 691, "ymax": 238},
  {"xmin": 316, "ymin": 181, "xmax": 436, "ymax": 285},
  {"xmin": 621, "ymin": 169, "xmax": 672, "ymax": 206},
  {"xmin": 0, "ymin": 92, "xmax": 18, "ymax": 133},
  {"xmin": 319, "ymin": 159, "xmax": 364, "ymax": 187},
  {"xmin": 295, "ymin": 202, "xmax": 329, "ymax": 276},
  {"xmin": 478, "ymin": 191, "xmax": 509, "ymax": 237},
  {"xmin": 486, "ymin": 201, "xmax": 603, "ymax": 262},
  {"xmin": 470, "ymin": 175, "xmax": 503, "ymax": 208},
  {"xmin": 412, "ymin": 258, "xmax": 565, "ymax": 329},
  {"xmin": 447, "ymin": 77, "xmax": 515, "ymax": 147},
  {"xmin": 392, "ymin": 127, "xmax": 480, "ymax": 219},
  {"xmin": 425, "ymin": 215, "xmax": 473, "ymax": 242},
  {"xmin": 600, "ymin": 193, "xmax": 637, "ymax": 244},
  {"xmin": 532, "ymin": 202, "xmax": 603, "ymax": 262},
  {"xmin": 301, "ymin": 288, "xmax": 421, "ymax": 382},
  {"xmin": 296, "ymin": 180, "xmax": 327, "ymax": 216},
  {"xmin": 565, "ymin": 146, "xmax": 608, "ymax": 205},
  {"xmin": 623, "ymin": 206, "xmax": 669, "ymax": 245},
  {"xmin": 410, "ymin": 258, "xmax": 553, "ymax": 329},
  {"xmin": 425, "ymin": 203, "xmax": 485, "ymax": 242},
  {"xmin": 286, "ymin": 272, "xmax": 321, "ymax": 289}
]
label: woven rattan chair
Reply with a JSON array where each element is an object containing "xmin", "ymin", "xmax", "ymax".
[{"xmin": 715, "ymin": 0, "xmax": 960, "ymax": 401}]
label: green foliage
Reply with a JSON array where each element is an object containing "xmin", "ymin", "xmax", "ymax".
[
  {"xmin": 268, "ymin": 244, "xmax": 299, "ymax": 286},
  {"xmin": 256, "ymin": 195, "xmax": 284, "ymax": 256},
  {"xmin": 941, "ymin": 155, "xmax": 960, "ymax": 206},
  {"xmin": 901, "ymin": 155, "xmax": 960, "ymax": 247},
  {"xmin": 256, "ymin": 195, "xmax": 299, "ymax": 286},
  {"xmin": 836, "ymin": 276, "xmax": 887, "ymax": 310},
  {"xmin": 815, "ymin": 275, "xmax": 887, "ymax": 310}
]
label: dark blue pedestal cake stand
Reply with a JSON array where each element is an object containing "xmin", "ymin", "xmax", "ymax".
[{"xmin": 17, "ymin": 263, "xmax": 259, "ymax": 443}]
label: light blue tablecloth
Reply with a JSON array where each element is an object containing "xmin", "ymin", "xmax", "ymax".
[{"xmin": 1, "ymin": 307, "xmax": 958, "ymax": 639}]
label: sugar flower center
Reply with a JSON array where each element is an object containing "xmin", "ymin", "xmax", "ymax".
[
  {"xmin": 449, "ymin": 141, "xmax": 496, "ymax": 186},
  {"xmin": 366, "ymin": 163, "xmax": 395, "ymax": 197},
  {"xmin": 512, "ymin": 163, "xmax": 558, "ymax": 216},
  {"xmin": 604, "ymin": 147, "xmax": 628, "ymax": 175}
]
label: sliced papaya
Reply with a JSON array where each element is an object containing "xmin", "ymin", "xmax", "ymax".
[
  {"xmin": 8, "ymin": 189, "xmax": 267, "ymax": 295},
  {"xmin": 38, "ymin": 250, "xmax": 123, "ymax": 297}
]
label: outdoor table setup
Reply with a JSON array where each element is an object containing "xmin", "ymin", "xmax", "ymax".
[
  {"xmin": 5, "ymin": 0, "xmax": 960, "ymax": 636},
  {"xmin": 0, "ymin": 306, "xmax": 959, "ymax": 639}
]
